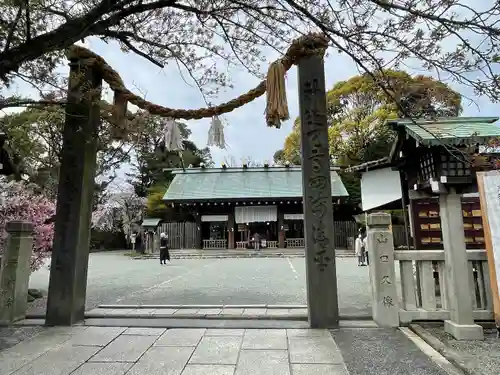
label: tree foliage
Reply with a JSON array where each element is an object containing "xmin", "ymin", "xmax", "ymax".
[
  {"xmin": 0, "ymin": 105, "xmax": 132, "ymax": 202},
  {"xmin": 0, "ymin": 1, "xmax": 499, "ymax": 110},
  {"xmin": 279, "ymin": 70, "xmax": 462, "ymax": 166},
  {"xmin": 129, "ymin": 115, "xmax": 213, "ymax": 198},
  {"xmin": 0, "ymin": 180, "xmax": 55, "ymax": 272},
  {"xmin": 92, "ymin": 191, "xmax": 146, "ymax": 239}
]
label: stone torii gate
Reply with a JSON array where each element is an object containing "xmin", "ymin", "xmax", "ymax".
[{"xmin": 45, "ymin": 33, "xmax": 339, "ymax": 328}]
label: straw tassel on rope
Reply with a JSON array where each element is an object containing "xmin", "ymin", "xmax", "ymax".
[
  {"xmin": 265, "ymin": 60, "xmax": 289, "ymax": 128},
  {"xmin": 163, "ymin": 118, "xmax": 184, "ymax": 151},
  {"xmin": 207, "ymin": 115, "xmax": 226, "ymax": 149},
  {"xmin": 111, "ymin": 90, "xmax": 128, "ymax": 139}
]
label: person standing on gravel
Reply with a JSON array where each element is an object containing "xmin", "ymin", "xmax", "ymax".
[{"xmin": 159, "ymin": 232, "xmax": 170, "ymax": 265}]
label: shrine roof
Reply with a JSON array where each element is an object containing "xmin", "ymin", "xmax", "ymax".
[
  {"xmin": 141, "ymin": 218, "xmax": 162, "ymax": 227},
  {"xmin": 387, "ymin": 116, "xmax": 500, "ymax": 146},
  {"xmin": 162, "ymin": 167, "xmax": 348, "ymax": 202}
]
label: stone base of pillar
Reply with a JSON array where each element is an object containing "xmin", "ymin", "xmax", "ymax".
[{"xmin": 444, "ymin": 320, "xmax": 484, "ymax": 340}]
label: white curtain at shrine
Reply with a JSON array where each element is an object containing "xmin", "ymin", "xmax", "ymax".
[
  {"xmin": 284, "ymin": 213, "xmax": 303, "ymax": 220},
  {"xmin": 201, "ymin": 215, "xmax": 228, "ymax": 222},
  {"xmin": 235, "ymin": 206, "xmax": 277, "ymax": 223}
]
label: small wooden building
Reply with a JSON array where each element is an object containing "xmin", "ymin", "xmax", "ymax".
[
  {"xmin": 141, "ymin": 218, "xmax": 163, "ymax": 253},
  {"xmin": 162, "ymin": 166, "xmax": 349, "ymax": 249},
  {"xmin": 347, "ymin": 116, "xmax": 500, "ymax": 249}
]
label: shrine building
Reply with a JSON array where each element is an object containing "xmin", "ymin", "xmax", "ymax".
[{"xmin": 162, "ymin": 165, "xmax": 349, "ymax": 250}]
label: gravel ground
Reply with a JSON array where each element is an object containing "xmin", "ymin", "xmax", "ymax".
[
  {"xmin": 426, "ymin": 326, "xmax": 500, "ymax": 375},
  {"xmin": 26, "ymin": 252, "xmax": 373, "ymax": 317},
  {"xmin": 332, "ymin": 328, "xmax": 449, "ymax": 375}
]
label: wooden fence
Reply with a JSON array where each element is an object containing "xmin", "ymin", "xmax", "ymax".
[
  {"xmin": 158, "ymin": 221, "xmax": 409, "ymax": 249},
  {"xmin": 158, "ymin": 222, "xmax": 198, "ymax": 249}
]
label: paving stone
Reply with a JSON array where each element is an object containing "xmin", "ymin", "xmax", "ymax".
[
  {"xmin": 242, "ymin": 308, "xmax": 267, "ymax": 316},
  {"xmin": 105, "ymin": 309, "xmax": 136, "ymax": 315},
  {"xmin": 151, "ymin": 308, "xmax": 178, "ymax": 316},
  {"xmin": 220, "ymin": 308, "xmax": 244, "ymax": 315},
  {"xmin": 70, "ymin": 362, "xmax": 133, "ymax": 375},
  {"xmin": 197, "ymin": 308, "xmax": 222, "ymax": 315},
  {"xmin": 122, "ymin": 327, "xmax": 166, "ymax": 336},
  {"xmin": 205, "ymin": 329, "xmax": 244, "ymax": 337},
  {"xmin": 291, "ymin": 364, "xmax": 349, "ymax": 375},
  {"xmin": 90, "ymin": 334, "xmax": 157, "ymax": 362},
  {"xmin": 266, "ymin": 309, "xmax": 292, "ymax": 316},
  {"xmin": 288, "ymin": 336, "xmax": 344, "ymax": 364},
  {"xmin": 189, "ymin": 336, "xmax": 242, "ymax": 365},
  {"xmin": 12, "ymin": 343, "xmax": 100, "ymax": 375},
  {"xmin": 44, "ymin": 326, "xmax": 89, "ymax": 335},
  {"xmin": 235, "ymin": 349, "xmax": 290, "ymax": 375},
  {"xmin": 287, "ymin": 329, "xmax": 332, "ymax": 338},
  {"xmin": 127, "ymin": 346, "xmax": 195, "ymax": 375},
  {"xmin": 68, "ymin": 327, "xmax": 127, "ymax": 346},
  {"xmin": 0, "ymin": 331, "xmax": 72, "ymax": 374},
  {"xmin": 291, "ymin": 308, "xmax": 308, "ymax": 316},
  {"xmin": 85, "ymin": 309, "xmax": 107, "ymax": 316},
  {"xmin": 242, "ymin": 329, "xmax": 287, "ymax": 350},
  {"xmin": 155, "ymin": 329, "xmax": 206, "ymax": 347},
  {"xmin": 181, "ymin": 364, "xmax": 235, "ymax": 375},
  {"xmin": 126, "ymin": 309, "xmax": 157, "ymax": 316},
  {"xmin": 174, "ymin": 309, "xmax": 200, "ymax": 315}
]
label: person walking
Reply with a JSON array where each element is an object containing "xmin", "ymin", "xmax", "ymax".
[
  {"xmin": 363, "ymin": 234, "xmax": 369, "ymax": 266},
  {"xmin": 355, "ymin": 233, "xmax": 364, "ymax": 266},
  {"xmin": 159, "ymin": 232, "xmax": 170, "ymax": 265}
]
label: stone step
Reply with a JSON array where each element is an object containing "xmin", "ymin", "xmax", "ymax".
[{"xmin": 85, "ymin": 304, "xmax": 309, "ymax": 320}]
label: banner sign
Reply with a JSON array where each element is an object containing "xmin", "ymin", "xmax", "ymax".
[{"xmin": 477, "ymin": 171, "xmax": 500, "ymax": 328}]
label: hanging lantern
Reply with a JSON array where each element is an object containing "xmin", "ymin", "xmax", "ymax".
[
  {"xmin": 207, "ymin": 115, "xmax": 226, "ymax": 149},
  {"xmin": 163, "ymin": 118, "xmax": 184, "ymax": 151}
]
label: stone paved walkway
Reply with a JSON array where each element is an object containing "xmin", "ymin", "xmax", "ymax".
[{"xmin": 0, "ymin": 326, "xmax": 348, "ymax": 375}]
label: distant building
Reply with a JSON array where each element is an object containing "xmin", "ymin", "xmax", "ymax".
[{"xmin": 162, "ymin": 166, "xmax": 349, "ymax": 249}]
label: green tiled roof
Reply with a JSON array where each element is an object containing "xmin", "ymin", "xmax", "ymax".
[
  {"xmin": 163, "ymin": 167, "xmax": 349, "ymax": 201},
  {"xmin": 141, "ymin": 218, "xmax": 162, "ymax": 227},
  {"xmin": 387, "ymin": 117, "xmax": 500, "ymax": 146}
]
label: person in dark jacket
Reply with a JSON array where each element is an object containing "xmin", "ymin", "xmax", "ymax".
[{"xmin": 159, "ymin": 232, "xmax": 170, "ymax": 265}]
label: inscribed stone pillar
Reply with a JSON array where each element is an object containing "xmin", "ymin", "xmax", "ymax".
[
  {"xmin": 0, "ymin": 221, "xmax": 34, "ymax": 325},
  {"xmin": 227, "ymin": 211, "xmax": 235, "ymax": 249},
  {"xmin": 298, "ymin": 54, "xmax": 339, "ymax": 328},
  {"xmin": 366, "ymin": 213, "xmax": 399, "ymax": 327},
  {"xmin": 440, "ymin": 189, "xmax": 483, "ymax": 340},
  {"xmin": 45, "ymin": 58, "xmax": 102, "ymax": 326},
  {"xmin": 277, "ymin": 210, "xmax": 285, "ymax": 248}
]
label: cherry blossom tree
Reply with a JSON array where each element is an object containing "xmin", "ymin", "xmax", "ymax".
[
  {"xmin": 0, "ymin": 180, "xmax": 56, "ymax": 272},
  {"xmin": 92, "ymin": 190, "xmax": 147, "ymax": 242}
]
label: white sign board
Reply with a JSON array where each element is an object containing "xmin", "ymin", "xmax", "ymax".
[
  {"xmin": 361, "ymin": 167, "xmax": 402, "ymax": 211},
  {"xmin": 477, "ymin": 171, "xmax": 500, "ymax": 327}
]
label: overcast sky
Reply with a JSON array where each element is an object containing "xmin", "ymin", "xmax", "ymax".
[{"xmin": 4, "ymin": 33, "xmax": 499, "ymax": 187}]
